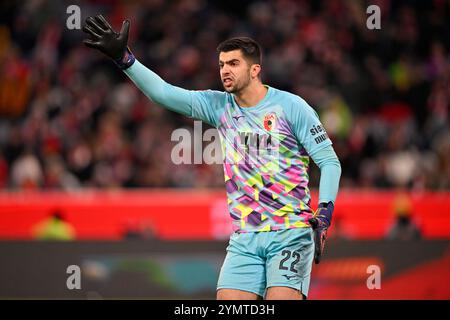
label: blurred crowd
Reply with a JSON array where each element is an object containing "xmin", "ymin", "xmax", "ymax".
[{"xmin": 0, "ymin": 0, "xmax": 448, "ymax": 191}]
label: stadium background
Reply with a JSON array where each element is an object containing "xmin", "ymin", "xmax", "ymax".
[{"xmin": 0, "ymin": 0, "xmax": 449, "ymax": 299}]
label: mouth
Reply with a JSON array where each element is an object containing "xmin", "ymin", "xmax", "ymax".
[{"xmin": 222, "ymin": 77, "xmax": 233, "ymax": 86}]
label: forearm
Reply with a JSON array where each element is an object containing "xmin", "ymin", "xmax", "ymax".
[
  {"xmin": 318, "ymin": 161, "xmax": 341, "ymax": 204},
  {"xmin": 123, "ymin": 59, "xmax": 194, "ymax": 117},
  {"xmin": 310, "ymin": 145, "xmax": 341, "ymax": 204}
]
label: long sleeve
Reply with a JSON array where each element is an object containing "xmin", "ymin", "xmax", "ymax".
[
  {"xmin": 309, "ymin": 144, "xmax": 341, "ymax": 204},
  {"xmin": 123, "ymin": 60, "xmax": 225, "ymax": 127}
]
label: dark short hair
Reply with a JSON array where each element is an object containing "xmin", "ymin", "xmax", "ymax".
[{"xmin": 217, "ymin": 37, "xmax": 262, "ymax": 65}]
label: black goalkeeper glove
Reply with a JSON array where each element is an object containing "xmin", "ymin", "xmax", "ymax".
[
  {"xmin": 82, "ymin": 14, "xmax": 135, "ymax": 70},
  {"xmin": 308, "ymin": 201, "xmax": 334, "ymax": 264}
]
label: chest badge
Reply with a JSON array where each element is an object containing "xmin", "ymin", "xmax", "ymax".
[{"xmin": 263, "ymin": 113, "xmax": 277, "ymax": 131}]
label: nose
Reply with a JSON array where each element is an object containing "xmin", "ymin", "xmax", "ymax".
[{"xmin": 221, "ymin": 65, "xmax": 231, "ymax": 75}]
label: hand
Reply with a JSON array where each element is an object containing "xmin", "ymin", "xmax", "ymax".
[
  {"xmin": 82, "ymin": 14, "xmax": 134, "ymax": 69},
  {"xmin": 308, "ymin": 201, "xmax": 334, "ymax": 264}
]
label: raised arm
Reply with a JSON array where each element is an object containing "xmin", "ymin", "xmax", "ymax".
[
  {"xmin": 125, "ymin": 59, "xmax": 198, "ymax": 117},
  {"xmin": 82, "ymin": 14, "xmax": 224, "ymax": 125}
]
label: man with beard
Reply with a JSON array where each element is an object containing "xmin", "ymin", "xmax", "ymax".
[{"xmin": 83, "ymin": 15, "xmax": 341, "ymax": 300}]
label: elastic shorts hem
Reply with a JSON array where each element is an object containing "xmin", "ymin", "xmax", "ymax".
[
  {"xmin": 266, "ymin": 282, "xmax": 308, "ymax": 298},
  {"xmin": 216, "ymin": 285, "xmax": 264, "ymax": 298}
]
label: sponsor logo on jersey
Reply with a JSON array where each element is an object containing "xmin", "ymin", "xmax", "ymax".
[
  {"xmin": 309, "ymin": 124, "xmax": 325, "ymax": 136},
  {"xmin": 310, "ymin": 124, "xmax": 329, "ymax": 144}
]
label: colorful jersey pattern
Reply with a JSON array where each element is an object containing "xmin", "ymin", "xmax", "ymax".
[{"xmin": 191, "ymin": 86, "xmax": 332, "ymax": 233}]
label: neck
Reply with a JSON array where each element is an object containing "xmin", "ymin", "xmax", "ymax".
[{"xmin": 234, "ymin": 81, "xmax": 268, "ymax": 107}]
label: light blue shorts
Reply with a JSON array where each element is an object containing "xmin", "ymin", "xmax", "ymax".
[{"xmin": 217, "ymin": 227, "xmax": 314, "ymax": 298}]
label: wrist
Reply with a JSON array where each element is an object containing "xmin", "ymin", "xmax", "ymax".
[
  {"xmin": 316, "ymin": 201, "xmax": 334, "ymax": 229},
  {"xmin": 113, "ymin": 47, "xmax": 135, "ymax": 70}
]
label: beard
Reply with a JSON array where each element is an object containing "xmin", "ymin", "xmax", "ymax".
[{"xmin": 223, "ymin": 72, "xmax": 251, "ymax": 94}]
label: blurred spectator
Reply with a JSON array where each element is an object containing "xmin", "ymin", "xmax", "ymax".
[
  {"xmin": 386, "ymin": 194, "xmax": 422, "ymax": 240},
  {"xmin": 43, "ymin": 154, "xmax": 80, "ymax": 190},
  {"xmin": 0, "ymin": 0, "xmax": 448, "ymax": 191},
  {"xmin": 10, "ymin": 150, "xmax": 43, "ymax": 189},
  {"xmin": 32, "ymin": 209, "xmax": 76, "ymax": 241}
]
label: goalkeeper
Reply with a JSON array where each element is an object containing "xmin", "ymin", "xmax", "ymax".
[{"xmin": 82, "ymin": 15, "xmax": 341, "ymax": 300}]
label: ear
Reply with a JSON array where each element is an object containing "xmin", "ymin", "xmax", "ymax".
[{"xmin": 251, "ymin": 64, "xmax": 261, "ymax": 79}]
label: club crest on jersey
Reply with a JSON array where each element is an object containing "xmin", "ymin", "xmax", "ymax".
[{"xmin": 263, "ymin": 113, "xmax": 276, "ymax": 131}]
